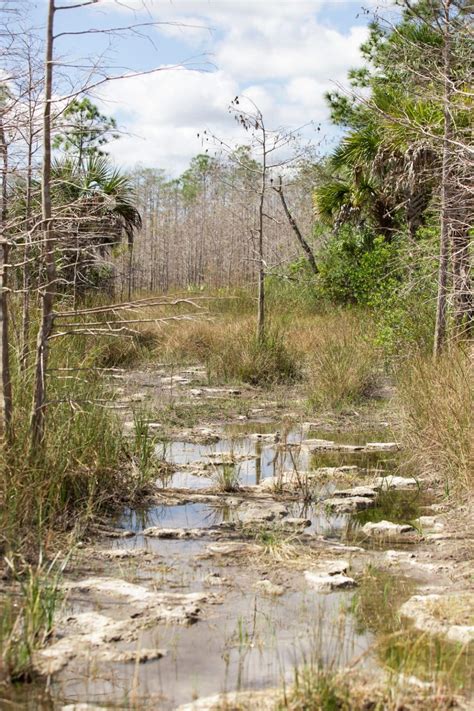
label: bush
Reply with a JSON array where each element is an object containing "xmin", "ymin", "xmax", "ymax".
[{"xmin": 316, "ymin": 225, "xmax": 400, "ymax": 306}]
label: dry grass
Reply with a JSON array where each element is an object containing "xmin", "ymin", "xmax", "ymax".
[
  {"xmin": 300, "ymin": 310, "xmax": 379, "ymax": 409},
  {"xmin": 147, "ymin": 315, "xmax": 303, "ymax": 385},
  {"xmin": 397, "ymin": 348, "xmax": 473, "ymax": 500}
]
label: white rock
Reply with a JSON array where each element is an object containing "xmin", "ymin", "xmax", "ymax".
[
  {"xmin": 206, "ymin": 541, "xmax": 260, "ymax": 556},
  {"xmin": 362, "ymin": 520, "xmax": 416, "ymax": 538},
  {"xmin": 415, "ymin": 516, "xmax": 445, "ymax": 532},
  {"xmin": 374, "ymin": 476, "xmax": 418, "ymax": 490},
  {"xmin": 324, "ymin": 496, "xmax": 374, "ymax": 513},
  {"xmin": 331, "ymin": 486, "xmax": 377, "ymax": 498},
  {"xmin": 238, "ymin": 501, "xmax": 288, "ymax": 524},
  {"xmin": 365, "ymin": 442, "xmax": 400, "ymax": 452},
  {"xmin": 304, "ymin": 571, "xmax": 357, "ymax": 592},
  {"xmin": 400, "ymin": 594, "xmax": 474, "ymax": 644}
]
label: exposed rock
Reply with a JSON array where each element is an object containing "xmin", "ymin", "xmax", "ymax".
[
  {"xmin": 305, "ymin": 571, "xmax": 357, "ymax": 592},
  {"xmin": 206, "ymin": 541, "xmax": 260, "ymax": 556},
  {"xmin": 415, "ymin": 516, "xmax": 445, "ymax": 533},
  {"xmin": 177, "ymin": 689, "xmax": 278, "ymax": 711},
  {"xmin": 238, "ymin": 501, "xmax": 288, "ymax": 524},
  {"xmin": 62, "ymin": 706, "xmax": 110, "ymax": 711},
  {"xmin": 400, "ymin": 593, "xmax": 474, "ymax": 644},
  {"xmin": 304, "ymin": 558, "xmax": 356, "ymax": 592},
  {"xmin": 362, "ymin": 520, "xmax": 417, "ymax": 539},
  {"xmin": 365, "ymin": 442, "xmax": 400, "ymax": 452},
  {"xmin": 34, "ymin": 612, "xmax": 132, "ymax": 675},
  {"xmin": 143, "ymin": 527, "xmax": 220, "ymax": 539},
  {"xmin": 256, "ymin": 472, "xmax": 310, "ymax": 492},
  {"xmin": 374, "ymin": 476, "xmax": 418, "ymax": 491},
  {"xmin": 66, "ymin": 578, "xmax": 208, "ymax": 623},
  {"xmin": 324, "ymin": 496, "xmax": 375, "ymax": 513},
  {"xmin": 331, "ymin": 486, "xmax": 377, "ymax": 498},
  {"xmin": 254, "ymin": 580, "xmax": 285, "ymax": 596}
]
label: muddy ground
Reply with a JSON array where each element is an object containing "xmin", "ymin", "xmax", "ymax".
[{"xmin": 2, "ymin": 364, "xmax": 473, "ymax": 710}]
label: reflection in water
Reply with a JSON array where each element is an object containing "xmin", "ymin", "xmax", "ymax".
[{"xmin": 155, "ymin": 427, "xmax": 399, "ymax": 491}]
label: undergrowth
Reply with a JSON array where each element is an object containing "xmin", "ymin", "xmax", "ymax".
[
  {"xmin": 397, "ymin": 348, "xmax": 472, "ymax": 500},
  {"xmin": 0, "ymin": 553, "xmax": 66, "ymax": 681}
]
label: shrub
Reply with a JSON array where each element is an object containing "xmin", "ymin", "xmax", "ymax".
[{"xmin": 316, "ymin": 225, "xmax": 400, "ymax": 306}]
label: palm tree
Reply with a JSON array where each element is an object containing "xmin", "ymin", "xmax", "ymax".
[{"xmin": 51, "ymin": 154, "xmax": 142, "ymax": 298}]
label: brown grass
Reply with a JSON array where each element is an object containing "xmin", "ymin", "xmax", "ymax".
[{"xmin": 397, "ymin": 347, "xmax": 473, "ymax": 500}]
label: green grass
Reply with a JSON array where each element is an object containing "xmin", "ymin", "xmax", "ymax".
[
  {"xmin": 349, "ymin": 567, "xmax": 473, "ymax": 691},
  {"xmin": 0, "ymin": 553, "xmax": 66, "ymax": 681}
]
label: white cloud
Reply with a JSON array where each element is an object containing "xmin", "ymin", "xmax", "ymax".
[{"xmin": 94, "ymin": 1, "xmax": 371, "ymax": 173}]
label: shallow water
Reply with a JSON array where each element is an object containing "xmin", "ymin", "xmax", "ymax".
[
  {"xmin": 0, "ymin": 423, "xmax": 438, "ymax": 710},
  {"xmin": 155, "ymin": 426, "xmax": 397, "ymax": 491}
]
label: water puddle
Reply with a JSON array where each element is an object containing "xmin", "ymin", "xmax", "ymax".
[
  {"xmin": 2, "ymin": 424, "xmax": 444, "ymax": 711},
  {"xmin": 155, "ymin": 426, "xmax": 397, "ymax": 491}
]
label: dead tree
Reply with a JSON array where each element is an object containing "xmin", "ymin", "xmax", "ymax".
[{"xmin": 273, "ymin": 175, "xmax": 317, "ymax": 275}]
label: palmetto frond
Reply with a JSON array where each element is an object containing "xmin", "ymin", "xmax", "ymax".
[
  {"xmin": 52, "ymin": 155, "xmax": 142, "ymax": 245},
  {"xmin": 331, "ymin": 124, "xmax": 382, "ymax": 171}
]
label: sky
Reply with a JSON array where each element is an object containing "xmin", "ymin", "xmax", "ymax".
[{"xmin": 26, "ymin": 0, "xmax": 395, "ymax": 176}]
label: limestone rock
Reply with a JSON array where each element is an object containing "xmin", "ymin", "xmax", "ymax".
[
  {"xmin": 362, "ymin": 520, "xmax": 416, "ymax": 538},
  {"xmin": 305, "ymin": 571, "xmax": 357, "ymax": 592},
  {"xmin": 238, "ymin": 501, "xmax": 288, "ymax": 524},
  {"xmin": 331, "ymin": 486, "xmax": 377, "ymax": 498},
  {"xmin": 400, "ymin": 593, "xmax": 474, "ymax": 644},
  {"xmin": 206, "ymin": 541, "xmax": 260, "ymax": 556},
  {"xmin": 365, "ymin": 442, "xmax": 400, "ymax": 452},
  {"xmin": 324, "ymin": 496, "xmax": 374, "ymax": 513},
  {"xmin": 374, "ymin": 476, "xmax": 418, "ymax": 491}
]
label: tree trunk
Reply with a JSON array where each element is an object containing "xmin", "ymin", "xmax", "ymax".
[
  {"xmin": 433, "ymin": 0, "xmax": 453, "ymax": 358},
  {"xmin": 0, "ymin": 117, "xmax": 12, "ymax": 439},
  {"xmin": 451, "ymin": 209, "xmax": 473, "ymax": 338},
  {"xmin": 257, "ymin": 166, "xmax": 265, "ymax": 343},
  {"xmin": 275, "ymin": 176, "xmax": 318, "ymax": 275},
  {"xmin": 31, "ymin": 0, "xmax": 56, "ymax": 447}
]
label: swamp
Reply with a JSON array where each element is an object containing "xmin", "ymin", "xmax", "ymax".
[{"xmin": 0, "ymin": 1, "xmax": 472, "ymax": 710}]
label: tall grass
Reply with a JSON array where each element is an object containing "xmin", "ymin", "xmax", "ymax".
[
  {"xmin": 397, "ymin": 348, "xmax": 473, "ymax": 500},
  {"xmin": 1, "ymin": 553, "xmax": 66, "ymax": 681},
  {"xmin": 157, "ymin": 316, "xmax": 302, "ymax": 385},
  {"xmin": 0, "ymin": 326, "xmax": 157, "ymax": 556},
  {"xmin": 303, "ymin": 310, "xmax": 379, "ymax": 409}
]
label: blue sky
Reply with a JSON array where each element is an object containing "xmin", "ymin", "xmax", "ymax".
[{"xmin": 26, "ymin": 1, "xmax": 395, "ymax": 175}]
